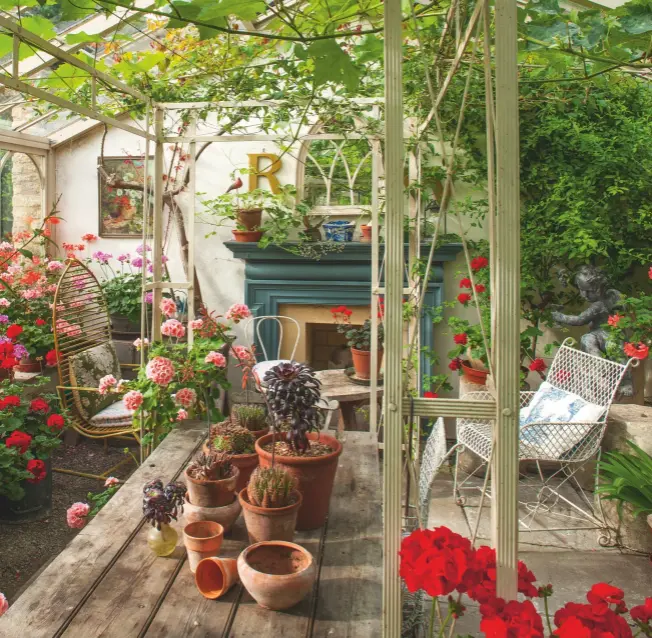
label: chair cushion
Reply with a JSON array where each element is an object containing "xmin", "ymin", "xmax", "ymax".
[
  {"xmin": 519, "ymin": 381, "xmax": 605, "ymax": 458},
  {"xmin": 90, "ymin": 400, "xmax": 134, "ymax": 428},
  {"xmin": 252, "ymin": 360, "xmax": 291, "ymax": 386},
  {"xmin": 68, "ymin": 342, "xmax": 121, "ymax": 421}
]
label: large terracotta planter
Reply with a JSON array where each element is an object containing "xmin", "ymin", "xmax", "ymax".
[
  {"xmin": 16, "ymin": 357, "xmax": 43, "ymax": 373},
  {"xmin": 233, "ymin": 230, "xmax": 263, "ymax": 243},
  {"xmin": 237, "ymin": 541, "xmax": 316, "ymax": 610},
  {"xmin": 460, "ymin": 360, "xmax": 489, "ymax": 386},
  {"xmin": 184, "ymin": 466, "xmax": 239, "ymax": 508},
  {"xmin": 195, "ymin": 557, "xmax": 239, "ymax": 599},
  {"xmin": 183, "ymin": 521, "xmax": 224, "ymax": 573},
  {"xmin": 256, "ymin": 432, "xmax": 343, "ymax": 530},
  {"xmin": 183, "ymin": 493, "xmax": 241, "ymax": 533},
  {"xmin": 239, "ymin": 488, "xmax": 302, "ymax": 544},
  {"xmin": 237, "ymin": 208, "xmax": 262, "ymax": 231},
  {"xmin": 351, "ymin": 347, "xmax": 383, "ymax": 381}
]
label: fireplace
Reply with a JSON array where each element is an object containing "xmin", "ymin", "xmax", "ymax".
[{"xmin": 225, "ymin": 241, "xmax": 462, "ymax": 377}]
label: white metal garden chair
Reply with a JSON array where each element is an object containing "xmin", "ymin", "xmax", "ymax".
[{"xmin": 450, "ymin": 338, "xmax": 637, "ymax": 539}]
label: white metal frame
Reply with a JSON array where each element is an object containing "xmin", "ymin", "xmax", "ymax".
[{"xmin": 244, "ymin": 315, "xmax": 301, "ymax": 363}]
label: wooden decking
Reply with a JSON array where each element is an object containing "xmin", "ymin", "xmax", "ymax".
[{"xmin": 0, "ymin": 425, "xmax": 382, "ymax": 638}]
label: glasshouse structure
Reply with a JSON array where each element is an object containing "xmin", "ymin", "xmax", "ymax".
[{"xmin": 0, "ymin": 0, "xmax": 650, "ymax": 636}]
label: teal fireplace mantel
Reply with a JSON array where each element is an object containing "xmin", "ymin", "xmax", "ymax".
[{"xmin": 225, "ymin": 241, "xmax": 463, "ymax": 378}]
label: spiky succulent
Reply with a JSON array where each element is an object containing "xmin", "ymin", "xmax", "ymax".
[
  {"xmin": 264, "ymin": 361, "xmax": 322, "ymax": 452},
  {"xmin": 186, "ymin": 451, "xmax": 233, "ymax": 480},
  {"xmin": 247, "ymin": 466, "xmax": 296, "ymax": 509},
  {"xmin": 232, "ymin": 404, "xmax": 268, "ymax": 431},
  {"xmin": 142, "ymin": 479, "xmax": 186, "ymax": 528},
  {"xmin": 212, "ymin": 426, "xmax": 255, "ymax": 455}
]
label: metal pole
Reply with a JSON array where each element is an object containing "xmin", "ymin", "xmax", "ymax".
[
  {"xmin": 187, "ymin": 112, "xmax": 197, "ymax": 345},
  {"xmin": 151, "ymin": 107, "xmax": 164, "ymax": 342},
  {"xmin": 370, "ymin": 105, "xmax": 381, "ymax": 436},
  {"xmin": 492, "ymin": 0, "xmax": 521, "ymax": 599},
  {"xmin": 383, "ymin": 0, "xmax": 404, "ymax": 633}
]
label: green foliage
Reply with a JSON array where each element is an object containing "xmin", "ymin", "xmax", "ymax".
[
  {"xmin": 604, "ymin": 289, "xmax": 652, "ymax": 361},
  {"xmin": 101, "ymin": 272, "xmax": 145, "ymax": 324},
  {"xmin": 186, "ymin": 450, "xmax": 233, "ymax": 480},
  {"xmin": 231, "ymin": 404, "xmax": 267, "ymax": 431},
  {"xmin": 87, "ymin": 481, "xmax": 121, "ymax": 517},
  {"xmin": 213, "ymin": 425, "xmax": 255, "ymax": 454},
  {"xmin": 597, "ymin": 441, "xmax": 652, "ymax": 519}
]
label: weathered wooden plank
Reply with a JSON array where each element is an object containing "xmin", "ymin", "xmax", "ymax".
[
  {"xmin": 0, "ymin": 424, "xmax": 206, "ymax": 638},
  {"xmin": 311, "ymin": 432, "xmax": 382, "ymax": 637}
]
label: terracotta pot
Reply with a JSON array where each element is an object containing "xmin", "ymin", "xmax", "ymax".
[
  {"xmin": 237, "ymin": 541, "xmax": 316, "ymax": 611},
  {"xmin": 460, "ymin": 360, "xmax": 489, "ymax": 385},
  {"xmin": 239, "ymin": 488, "xmax": 302, "ymax": 544},
  {"xmin": 195, "ymin": 557, "xmax": 239, "ymax": 599},
  {"xmin": 183, "ymin": 493, "xmax": 241, "ymax": 533},
  {"xmin": 360, "ymin": 224, "xmax": 372, "ymax": 243},
  {"xmin": 351, "ymin": 347, "xmax": 383, "ymax": 381},
  {"xmin": 184, "ymin": 466, "xmax": 239, "ymax": 508},
  {"xmin": 232, "ymin": 453, "xmax": 259, "ymax": 492},
  {"xmin": 256, "ymin": 432, "xmax": 343, "ymax": 530},
  {"xmin": 232, "ymin": 230, "xmax": 263, "ymax": 243},
  {"xmin": 237, "ymin": 208, "xmax": 263, "ymax": 231},
  {"xmin": 16, "ymin": 357, "xmax": 43, "ymax": 373},
  {"xmin": 183, "ymin": 521, "xmax": 224, "ymax": 573}
]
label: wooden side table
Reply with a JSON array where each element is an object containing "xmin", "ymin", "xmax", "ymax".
[{"xmin": 315, "ymin": 369, "xmax": 383, "ymax": 433}]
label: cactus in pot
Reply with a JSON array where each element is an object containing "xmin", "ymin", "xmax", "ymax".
[
  {"xmin": 231, "ymin": 404, "xmax": 269, "ymax": 436},
  {"xmin": 247, "ymin": 467, "xmax": 296, "ymax": 509},
  {"xmin": 184, "ymin": 451, "xmax": 238, "ymax": 508},
  {"xmin": 212, "ymin": 426, "xmax": 258, "ymax": 491}
]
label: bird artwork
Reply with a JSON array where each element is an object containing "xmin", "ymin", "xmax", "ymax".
[{"xmin": 225, "ymin": 176, "xmax": 243, "ymax": 193}]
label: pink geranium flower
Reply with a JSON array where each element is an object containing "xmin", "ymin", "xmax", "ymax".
[
  {"xmin": 175, "ymin": 387, "xmax": 197, "ymax": 408},
  {"xmin": 46, "ymin": 261, "xmax": 64, "ymax": 272},
  {"xmin": 161, "ymin": 319, "xmax": 186, "ymax": 339},
  {"xmin": 176, "ymin": 409, "xmax": 188, "ymax": 421},
  {"xmin": 231, "ymin": 345, "xmax": 255, "ymax": 366},
  {"xmin": 146, "ymin": 356, "xmax": 175, "ymax": 385},
  {"xmin": 205, "ymin": 351, "xmax": 227, "ymax": 367},
  {"xmin": 123, "ymin": 390, "xmax": 144, "ymax": 411},
  {"xmin": 133, "ymin": 338, "xmax": 149, "ymax": 350},
  {"xmin": 160, "ymin": 298, "xmax": 177, "ymax": 318},
  {"xmin": 225, "ymin": 303, "xmax": 251, "ymax": 324},
  {"xmin": 0, "ymin": 592, "xmax": 7, "ymax": 617},
  {"xmin": 104, "ymin": 477, "xmax": 120, "ymax": 488},
  {"xmin": 189, "ymin": 319, "xmax": 203, "ymax": 330},
  {"xmin": 98, "ymin": 374, "xmax": 118, "ymax": 395},
  {"xmin": 66, "ymin": 502, "xmax": 90, "ymax": 529}
]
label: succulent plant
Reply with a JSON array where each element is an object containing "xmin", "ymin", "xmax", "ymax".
[
  {"xmin": 186, "ymin": 451, "xmax": 233, "ymax": 480},
  {"xmin": 212, "ymin": 426, "xmax": 255, "ymax": 455},
  {"xmin": 247, "ymin": 466, "xmax": 296, "ymax": 509},
  {"xmin": 232, "ymin": 404, "xmax": 268, "ymax": 431},
  {"xmin": 142, "ymin": 479, "xmax": 186, "ymax": 529},
  {"xmin": 264, "ymin": 361, "xmax": 322, "ymax": 452}
]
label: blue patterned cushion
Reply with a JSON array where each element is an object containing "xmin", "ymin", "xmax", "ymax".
[{"xmin": 519, "ymin": 382, "xmax": 605, "ymax": 458}]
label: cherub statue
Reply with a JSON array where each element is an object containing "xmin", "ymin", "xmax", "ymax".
[{"xmin": 551, "ymin": 265, "xmax": 633, "ymax": 396}]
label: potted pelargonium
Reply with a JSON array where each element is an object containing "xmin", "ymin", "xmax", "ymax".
[
  {"xmin": 255, "ymin": 361, "xmax": 343, "ymax": 530},
  {"xmin": 0, "ymin": 379, "xmax": 68, "ymax": 523},
  {"xmin": 400, "ymin": 525, "xmax": 652, "ymax": 637},
  {"xmin": 332, "ymin": 305, "xmax": 384, "ymax": 380}
]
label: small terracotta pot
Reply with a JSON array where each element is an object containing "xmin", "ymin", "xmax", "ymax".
[
  {"xmin": 239, "ymin": 488, "xmax": 302, "ymax": 544},
  {"xmin": 16, "ymin": 357, "xmax": 43, "ymax": 373},
  {"xmin": 183, "ymin": 521, "xmax": 224, "ymax": 573},
  {"xmin": 237, "ymin": 541, "xmax": 316, "ymax": 610},
  {"xmin": 237, "ymin": 208, "xmax": 263, "ymax": 231},
  {"xmin": 195, "ymin": 557, "xmax": 239, "ymax": 599},
  {"xmin": 360, "ymin": 224, "xmax": 372, "ymax": 242},
  {"xmin": 256, "ymin": 432, "xmax": 343, "ymax": 530},
  {"xmin": 460, "ymin": 360, "xmax": 489, "ymax": 385},
  {"xmin": 351, "ymin": 347, "xmax": 383, "ymax": 381},
  {"xmin": 184, "ymin": 466, "xmax": 239, "ymax": 508},
  {"xmin": 233, "ymin": 230, "xmax": 264, "ymax": 243},
  {"xmin": 183, "ymin": 493, "xmax": 241, "ymax": 533}
]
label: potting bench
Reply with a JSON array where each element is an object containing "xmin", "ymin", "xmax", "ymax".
[{"xmin": 0, "ymin": 423, "xmax": 382, "ymax": 637}]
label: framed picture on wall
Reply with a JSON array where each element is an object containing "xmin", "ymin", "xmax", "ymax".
[{"xmin": 98, "ymin": 156, "xmax": 151, "ymax": 238}]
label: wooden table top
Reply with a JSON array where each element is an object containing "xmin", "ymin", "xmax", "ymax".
[
  {"xmin": 315, "ymin": 369, "xmax": 383, "ymax": 402},
  {"xmin": 1, "ymin": 424, "xmax": 382, "ymax": 638}
]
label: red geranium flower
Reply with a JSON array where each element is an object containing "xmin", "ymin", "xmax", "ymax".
[
  {"xmin": 29, "ymin": 398, "xmax": 50, "ymax": 413},
  {"xmin": 424, "ymin": 391, "xmax": 438, "ymax": 399},
  {"xmin": 475, "ymin": 284, "xmax": 486, "ymax": 293},
  {"xmin": 623, "ymin": 342, "xmax": 649, "ymax": 360},
  {"xmin": 607, "ymin": 314, "xmax": 623, "ymax": 327},
  {"xmin": 5, "ymin": 431, "xmax": 32, "ymax": 454},
  {"xmin": 471, "ymin": 256, "xmax": 489, "ymax": 271},
  {"xmin": 35, "ymin": 318, "xmax": 47, "ymax": 326},
  {"xmin": 480, "ymin": 598, "xmax": 544, "ymax": 638},
  {"xmin": 45, "ymin": 349, "xmax": 59, "ymax": 367},
  {"xmin": 459, "ymin": 278, "xmax": 472, "ymax": 289},
  {"xmin": 529, "ymin": 358, "xmax": 546, "ymax": 373},
  {"xmin": 630, "ymin": 597, "xmax": 652, "ymax": 625},
  {"xmin": 457, "ymin": 293, "xmax": 472, "ymax": 305},
  {"xmin": 47, "ymin": 413, "xmax": 65, "ymax": 431},
  {"xmin": 6, "ymin": 324, "xmax": 22, "ymax": 339},
  {"xmin": 0, "ymin": 395, "xmax": 21, "ymax": 410},
  {"xmin": 449, "ymin": 358, "xmax": 462, "ymax": 371},
  {"xmin": 453, "ymin": 333, "xmax": 468, "ymax": 345},
  {"xmin": 586, "ymin": 582, "xmax": 627, "ymax": 614},
  {"xmin": 26, "ymin": 459, "xmax": 47, "ymax": 484}
]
